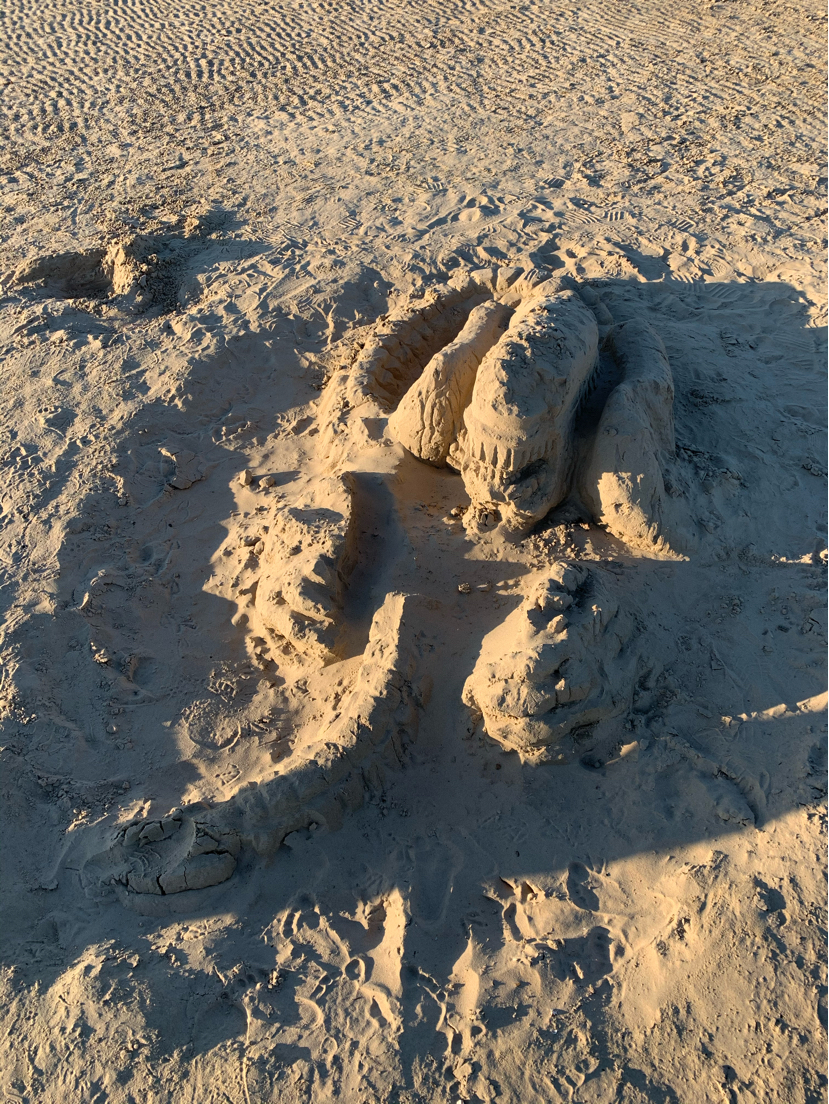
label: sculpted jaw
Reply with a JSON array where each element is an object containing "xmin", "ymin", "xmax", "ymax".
[
  {"xmin": 387, "ymin": 278, "xmax": 600, "ymax": 534},
  {"xmin": 452, "ymin": 289, "xmax": 600, "ymax": 532}
]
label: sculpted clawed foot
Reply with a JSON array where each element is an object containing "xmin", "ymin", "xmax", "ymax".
[
  {"xmin": 377, "ymin": 267, "xmax": 682, "ymax": 549},
  {"xmin": 463, "ymin": 562, "xmax": 638, "ymax": 760},
  {"xmin": 450, "ymin": 287, "xmax": 599, "ymax": 533},
  {"xmin": 384, "ymin": 272, "xmax": 600, "ymax": 533}
]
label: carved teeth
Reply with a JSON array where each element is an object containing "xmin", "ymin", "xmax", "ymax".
[{"xmin": 456, "ymin": 288, "xmax": 599, "ymax": 531}]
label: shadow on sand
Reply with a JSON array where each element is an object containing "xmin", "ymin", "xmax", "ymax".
[{"xmin": 1, "ymin": 272, "xmax": 825, "ymax": 1103}]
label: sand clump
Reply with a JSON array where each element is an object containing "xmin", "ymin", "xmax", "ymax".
[{"xmin": 463, "ymin": 563, "xmax": 637, "ymax": 758}]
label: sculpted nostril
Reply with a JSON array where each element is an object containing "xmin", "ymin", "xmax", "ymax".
[{"xmin": 507, "ymin": 458, "xmax": 547, "ymax": 486}]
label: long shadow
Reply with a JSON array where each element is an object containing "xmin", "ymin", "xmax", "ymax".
[{"xmin": 0, "ymin": 276, "xmax": 824, "ymax": 1102}]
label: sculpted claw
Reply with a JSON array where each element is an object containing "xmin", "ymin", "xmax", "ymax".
[{"xmin": 463, "ymin": 564, "xmax": 637, "ymax": 759}]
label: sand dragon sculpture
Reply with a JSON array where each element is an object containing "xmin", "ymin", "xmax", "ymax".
[{"xmin": 84, "ymin": 266, "xmax": 681, "ymax": 902}]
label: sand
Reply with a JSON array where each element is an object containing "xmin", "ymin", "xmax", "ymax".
[{"xmin": 0, "ymin": 0, "xmax": 826, "ymax": 1101}]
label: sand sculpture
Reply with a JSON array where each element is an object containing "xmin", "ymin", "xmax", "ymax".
[
  {"xmin": 462, "ymin": 562, "xmax": 637, "ymax": 758},
  {"xmin": 84, "ymin": 267, "xmax": 678, "ymax": 900}
]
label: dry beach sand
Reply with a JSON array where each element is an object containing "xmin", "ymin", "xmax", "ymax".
[{"xmin": 0, "ymin": 0, "xmax": 827, "ymax": 1101}]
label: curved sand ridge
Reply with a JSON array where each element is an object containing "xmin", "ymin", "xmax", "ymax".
[{"xmin": 84, "ymin": 591, "xmax": 429, "ymax": 898}]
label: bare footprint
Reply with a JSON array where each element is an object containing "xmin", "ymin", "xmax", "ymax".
[
  {"xmin": 409, "ymin": 836, "xmax": 464, "ymax": 930},
  {"xmin": 565, "ymin": 862, "xmax": 600, "ymax": 912}
]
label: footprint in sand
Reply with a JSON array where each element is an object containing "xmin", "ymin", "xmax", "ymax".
[
  {"xmin": 566, "ymin": 862, "xmax": 601, "ymax": 912},
  {"xmin": 192, "ymin": 994, "xmax": 247, "ymax": 1055},
  {"xmin": 554, "ymin": 926, "xmax": 614, "ymax": 985},
  {"xmin": 409, "ymin": 836, "xmax": 464, "ymax": 930}
]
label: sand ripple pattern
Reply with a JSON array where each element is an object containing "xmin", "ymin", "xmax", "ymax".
[{"xmin": 1, "ymin": 0, "xmax": 823, "ymax": 169}]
